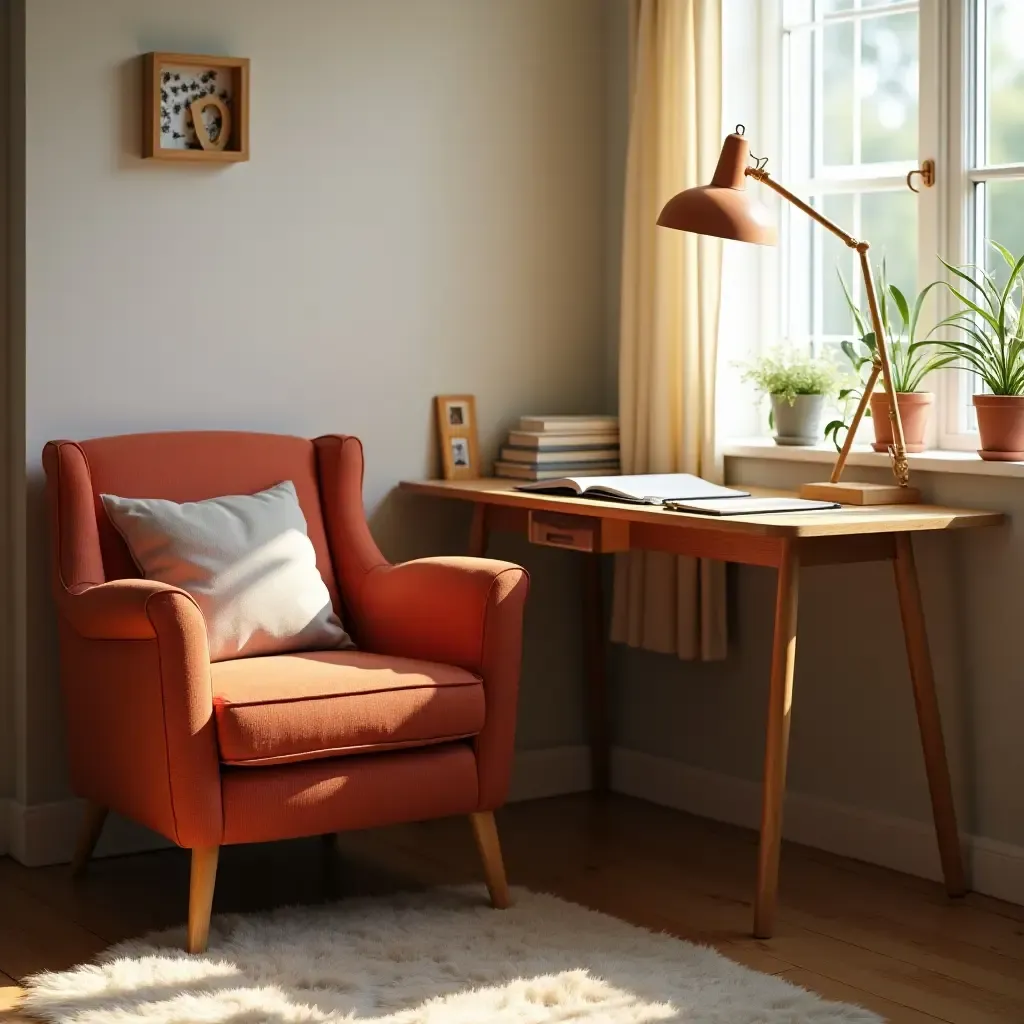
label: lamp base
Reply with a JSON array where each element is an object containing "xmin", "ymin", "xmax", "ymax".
[{"xmin": 798, "ymin": 481, "xmax": 921, "ymax": 505}]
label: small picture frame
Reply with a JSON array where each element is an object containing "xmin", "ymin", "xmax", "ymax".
[
  {"xmin": 142, "ymin": 52, "xmax": 250, "ymax": 162},
  {"xmin": 435, "ymin": 395, "xmax": 480, "ymax": 480}
]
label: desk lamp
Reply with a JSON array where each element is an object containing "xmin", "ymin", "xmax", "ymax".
[{"xmin": 658, "ymin": 126, "xmax": 919, "ymax": 504}]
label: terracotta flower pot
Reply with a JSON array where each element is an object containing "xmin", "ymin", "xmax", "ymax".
[
  {"xmin": 868, "ymin": 391, "xmax": 933, "ymax": 453},
  {"xmin": 973, "ymin": 394, "xmax": 1024, "ymax": 461}
]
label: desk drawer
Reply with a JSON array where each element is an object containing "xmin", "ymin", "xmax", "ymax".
[{"xmin": 528, "ymin": 511, "xmax": 629, "ymax": 553}]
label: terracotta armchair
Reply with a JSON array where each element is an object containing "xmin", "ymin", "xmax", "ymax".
[{"xmin": 42, "ymin": 431, "xmax": 529, "ymax": 952}]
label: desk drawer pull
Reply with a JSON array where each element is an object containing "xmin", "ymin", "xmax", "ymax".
[
  {"xmin": 543, "ymin": 531, "xmax": 578, "ymax": 547},
  {"xmin": 528, "ymin": 512, "xmax": 598, "ymax": 552}
]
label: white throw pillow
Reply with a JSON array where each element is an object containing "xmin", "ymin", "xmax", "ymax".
[{"xmin": 101, "ymin": 481, "xmax": 354, "ymax": 662}]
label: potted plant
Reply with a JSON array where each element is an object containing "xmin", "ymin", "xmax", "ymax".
[
  {"xmin": 740, "ymin": 350, "xmax": 838, "ymax": 445},
  {"xmin": 930, "ymin": 243, "xmax": 1024, "ymax": 460},
  {"xmin": 829, "ymin": 265, "xmax": 954, "ymax": 453}
]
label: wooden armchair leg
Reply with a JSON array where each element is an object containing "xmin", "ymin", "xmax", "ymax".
[
  {"xmin": 71, "ymin": 802, "xmax": 108, "ymax": 877},
  {"xmin": 186, "ymin": 846, "xmax": 220, "ymax": 954},
  {"xmin": 469, "ymin": 811, "xmax": 511, "ymax": 909}
]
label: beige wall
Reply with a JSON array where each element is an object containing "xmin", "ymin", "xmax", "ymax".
[{"xmin": 11, "ymin": 0, "xmax": 611, "ymax": 805}]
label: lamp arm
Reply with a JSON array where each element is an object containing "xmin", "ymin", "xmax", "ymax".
[
  {"xmin": 746, "ymin": 166, "xmax": 912, "ymax": 489},
  {"xmin": 746, "ymin": 168, "xmax": 859, "ymax": 248}
]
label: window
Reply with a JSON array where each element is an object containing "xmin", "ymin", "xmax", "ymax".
[
  {"xmin": 780, "ymin": 0, "xmax": 920, "ymax": 367},
  {"xmin": 944, "ymin": 0, "xmax": 1024, "ymax": 443},
  {"xmin": 767, "ymin": 0, "xmax": 1024, "ymax": 450}
]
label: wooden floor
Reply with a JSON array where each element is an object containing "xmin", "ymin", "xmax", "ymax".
[{"xmin": 1, "ymin": 794, "xmax": 1022, "ymax": 1023}]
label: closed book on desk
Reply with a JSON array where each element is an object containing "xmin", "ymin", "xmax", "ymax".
[
  {"xmin": 500, "ymin": 445, "xmax": 620, "ymax": 465},
  {"xmin": 495, "ymin": 462, "xmax": 620, "ymax": 481},
  {"xmin": 516, "ymin": 473, "xmax": 747, "ymax": 504},
  {"xmin": 664, "ymin": 496, "xmax": 841, "ymax": 516}
]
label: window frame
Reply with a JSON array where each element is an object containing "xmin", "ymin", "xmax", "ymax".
[
  {"xmin": 755, "ymin": 0, "xmax": 1024, "ymax": 453},
  {"xmin": 775, "ymin": 1, "xmax": 927, "ymax": 444},
  {"xmin": 938, "ymin": 0, "xmax": 1024, "ymax": 448}
]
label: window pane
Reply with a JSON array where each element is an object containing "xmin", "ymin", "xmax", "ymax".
[
  {"xmin": 787, "ymin": 8, "xmax": 919, "ymax": 172},
  {"xmin": 823, "ymin": 22, "xmax": 855, "ymax": 166},
  {"xmin": 986, "ymin": 0, "xmax": 1024, "ymax": 165},
  {"xmin": 784, "ymin": 200, "xmax": 814, "ymax": 343},
  {"xmin": 821, "ymin": 194, "xmax": 856, "ymax": 336},
  {"xmin": 861, "ymin": 190, "xmax": 918, "ymax": 302},
  {"xmin": 860, "ymin": 12, "xmax": 918, "ymax": 163},
  {"xmin": 982, "ymin": 180, "xmax": 1024, "ymax": 283}
]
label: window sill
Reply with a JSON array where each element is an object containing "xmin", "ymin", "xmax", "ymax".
[{"xmin": 722, "ymin": 438, "xmax": 1024, "ymax": 479}]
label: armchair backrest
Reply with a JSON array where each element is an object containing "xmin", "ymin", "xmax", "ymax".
[{"xmin": 43, "ymin": 431, "xmax": 343, "ymax": 614}]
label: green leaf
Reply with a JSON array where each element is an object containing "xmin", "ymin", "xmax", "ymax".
[
  {"xmin": 877, "ymin": 262, "xmax": 890, "ymax": 338},
  {"xmin": 823, "ymin": 419, "xmax": 847, "ymax": 452},
  {"xmin": 998, "ymin": 252, "xmax": 1024, "ymax": 339},
  {"xmin": 889, "ymin": 284, "xmax": 910, "ymax": 328},
  {"xmin": 990, "ymin": 239, "xmax": 1017, "ymax": 271},
  {"xmin": 938, "ymin": 257, "xmax": 997, "ymax": 312},
  {"xmin": 907, "ymin": 279, "xmax": 943, "ymax": 341},
  {"xmin": 939, "ymin": 280, "xmax": 1002, "ymax": 333},
  {"xmin": 837, "ymin": 269, "xmax": 869, "ymax": 338}
]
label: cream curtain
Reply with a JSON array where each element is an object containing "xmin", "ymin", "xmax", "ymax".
[{"xmin": 610, "ymin": 0, "xmax": 726, "ymax": 661}]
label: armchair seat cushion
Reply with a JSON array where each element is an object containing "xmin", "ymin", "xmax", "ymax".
[{"xmin": 211, "ymin": 650, "xmax": 484, "ymax": 767}]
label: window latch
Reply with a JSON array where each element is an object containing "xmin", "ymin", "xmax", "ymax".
[{"xmin": 907, "ymin": 160, "xmax": 936, "ymax": 193}]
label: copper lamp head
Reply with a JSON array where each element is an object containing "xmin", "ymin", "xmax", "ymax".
[{"xmin": 657, "ymin": 131, "xmax": 777, "ymax": 246}]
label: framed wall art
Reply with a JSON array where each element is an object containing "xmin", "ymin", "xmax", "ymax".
[
  {"xmin": 435, "ymin": 395, "xmax": 480, "ymax": 480},
  {"xmin": 142, "ymin": 52, "xmax": 250, "ymax": 162}
]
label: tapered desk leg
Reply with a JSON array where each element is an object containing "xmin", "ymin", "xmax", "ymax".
[
  {"xmin": 468, "ymin": 504, "xmax": 489, "ymax": 558},
  {"xmin": 754, "ymin": 542, "xmax": 800, "ymax": 939},
  {"xmin": 892, "ymin": 532, "xmax": 967, "ymax": 897},
  {"xmin": 582, "ymin": 553, "xmax": 610, "ymax": 795}
]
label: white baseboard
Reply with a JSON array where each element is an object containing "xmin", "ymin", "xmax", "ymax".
[
  {"xmin": 612, "ymin": 747, "xmax": 1024, "ymax": 908},
  {"xmin": 4, "ymin": 798, "xmax": 171, "ymax": 867},
  {"xmin": 4, "ymin": 746, "xmax": 1022, "ymax": 908}
]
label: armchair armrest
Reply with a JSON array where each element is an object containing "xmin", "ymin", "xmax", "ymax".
[
  {"xmin": 355, "ymin": 556, "xmax": 529, "ymax": 809},
  {"xmin": 355, "ymin": 556, "xmax": 528, "ymax": 671},
  {"xmin": 62, "ymin": 578, "xmax": 199, "ymax": 639},
  {"xmin": 56, "ymin": 579, "xmax": 222, "ymax": 848}
]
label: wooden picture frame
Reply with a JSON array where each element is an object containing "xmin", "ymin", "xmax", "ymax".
[
  {"xmin": 435, "ymin": 395, "xmax": 480, "ymax": 480},
  {"xmin": 143, "ymin": 52, "xmax": 250, "ymax": 162}
]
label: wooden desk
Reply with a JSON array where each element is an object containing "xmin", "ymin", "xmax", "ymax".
[{"xmin": 400, "ymin": 477, "xmax": 1004, "ymax": 937}]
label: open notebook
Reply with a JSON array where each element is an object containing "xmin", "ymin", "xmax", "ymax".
[{"xmin": 515, "ymin": 473, "xmax": 748, "ymax": 505}]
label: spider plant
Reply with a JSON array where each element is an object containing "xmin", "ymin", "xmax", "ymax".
[
  {"xmin": 823, "ymin": 263, "xmax": 955, "ymax": 450},
  {"xmin": 929, "ymin": 242, "xmax": 1024, "ymax": 396},
  {"xmin": 836, "ymin": 262, "xmax": 955, "ymax": 394}
]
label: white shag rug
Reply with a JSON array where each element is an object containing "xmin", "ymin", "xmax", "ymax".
[{"xmin": 22, "ymin": 887, "xmax": 881, "ymax": 1024}]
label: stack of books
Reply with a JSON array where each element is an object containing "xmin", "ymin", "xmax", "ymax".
[{"xmin": 494, "ymin": 414, "xmax": 620, "ymax": 481}]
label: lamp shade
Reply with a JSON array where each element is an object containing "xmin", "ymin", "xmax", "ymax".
[{"xmin": 657, "ymin": 132, "xmax": 777, "ymax": 246}]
